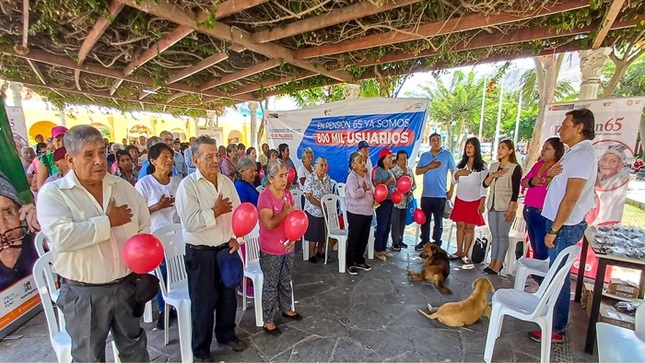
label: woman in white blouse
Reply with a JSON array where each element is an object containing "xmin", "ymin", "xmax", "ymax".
[
  {"xmin": 298, "ymin": 148, "xmax": 314, "ymax": 189},
  {"xmin": 134, "ymin": 142, "xmax": 182, "ymax": 330},
  {"xmin": 450, "ymin": 137, "xmax": 487, "ymax": 264}
]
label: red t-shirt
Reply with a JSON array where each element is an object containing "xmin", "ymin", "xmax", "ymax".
[{"xmin": 257, "ymin": 188, "xmax": 295, "ymax": 256}]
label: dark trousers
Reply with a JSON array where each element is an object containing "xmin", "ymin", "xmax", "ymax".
[
  {"xmin": 420, "ymin": 197, "xmax": 446, "ymax": 246},
  {"xmin": 346, "ymin": 212, "xmax": 372, "ymax": 267},
  {"xmin": 524, "ymin": 206, "xmax": 549, "ymax": 260},
  {"xmin": 375, "ymin": 199, "xmax": 394, "ymax": 252},
  {"xmin": 184, "ymin": 247, "xmax": 237, "ymax": 359},
  {"xmin": 58, "ymin": 277, "xmax": 149, "ymax": 362},
  {"xmin": 391, "ymin": 207, "xmax": 406, "ymax": 247}
]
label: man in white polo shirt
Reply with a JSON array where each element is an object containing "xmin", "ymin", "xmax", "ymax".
[{"xmin": 532, "ymin": 108, "xmax": 597, "ymax": 344}]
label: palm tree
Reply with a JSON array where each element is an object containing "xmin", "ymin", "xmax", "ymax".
[{"xmin": 409, "ymin": 70, "xmax": 484, "ymax": 151}]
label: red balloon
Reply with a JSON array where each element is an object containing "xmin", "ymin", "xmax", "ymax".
[
  {"xmin": 284, "ymin": 210, "xmax": 309, "ymax": 241},
  {"xmin": 258, "ymin": 168, "xmax": 265, "ymax": 180},
  {"xmin": 397, "ymin": 176, "xmax": 412, "ymax": 194},
  {"xmin": 123, "ymin": 234, "xmax": 164, "ymax": 273},
  {"xmin": 287, "ymin": 168, "xmax": 296, "ymax": 184},
  {"xmin": 232, "ymin": 202, "xmax": 259, "ymax": 237},
  {"xmin": 391, "ymin": 190, "xmax": 403, "ymax": 204},
  {"xmin": 413, "ymin": 208, "xmax": 427, "ymax": 225},
  {"xmin": 374, "ymin": 184, "xmax": 388, "ymax": 203}
]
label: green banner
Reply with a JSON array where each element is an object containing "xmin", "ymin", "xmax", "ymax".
[{"xmin": 0, "ymin": 102, "xmax": 33, "ymax": 204}]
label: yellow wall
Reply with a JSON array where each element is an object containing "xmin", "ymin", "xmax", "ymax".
[{"xmin": 18, "ymin": 99, "xmax": 249, "ymax": 148}]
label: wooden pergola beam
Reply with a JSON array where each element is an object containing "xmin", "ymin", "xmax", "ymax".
[
  {"xmin": 347, "ymin": 15, "xmax": 641, "ymax": 69},
  {"xmin": 356, "ymin": 44, "xmax": 588, "ymax": 81},
  {"xmin": 230, "ymin": 71, "xmax": 316, "ymax": 96},
  {"xmin": 20, "ymin": 80, "xmax": 218, "ymax": 112},
  {"xmin": 114, "ymin": 0, "xmax": 270, "ymax": 93},
  {"xmin": 167, "ymin": 51, "xmax": 229, "ymax": 84},
  {"xmin": 119, "ymin": 0, "xmax": 354, "ymax": 83},
  {"xmin": 78, "ymin": 1, "xmax": 125, "ymax": 65},
  {"xmin": 295, "ymin": 0, "xmax": 592, "ymax": 60},
  {"xmin": 26, "ymin": 59, "xmax": 47, "ymax": 85},
  {"xmin": 252, "ymin": 0, "xmax": 424, "ymax": 44},
  {"xmin": 7, "ymin": 50, "xmax": 253, "ymax": 101},
  {"xmin": 75, "ymin": 1, "xmax": 125, "ymax": 90},
  {"xmin": 123, "ymin": 25, "xmax": 194, "ymax": 76},
  {"xmin": 201, "ymin": 59, "xmax": 281, "ymax": 91},
  {"xmin": 592, "ymin": 0, "xmax": 626, "ymax": 49}
]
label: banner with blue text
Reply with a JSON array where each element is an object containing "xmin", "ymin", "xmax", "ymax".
[{"xmin": 266, "ymin": 98, "xmax": 428, "ymax": 182}]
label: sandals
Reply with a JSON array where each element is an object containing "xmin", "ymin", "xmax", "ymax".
[
  {"xmin": 281, "ymin": 312, "xmax": 303, "ymax": 321},
  {"xmin": 263, "ymin": 325, "xmax": 281, "ymax": 335},
  {"xmin": 447, "ymin": 253, "xmax": 460, "ymax": 260}
]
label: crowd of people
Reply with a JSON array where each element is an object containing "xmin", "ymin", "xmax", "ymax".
[{"xmin": 3, "ymin": 108, "xmax": 600, "ymax": 361}]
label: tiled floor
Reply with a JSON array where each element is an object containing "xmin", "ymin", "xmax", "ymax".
[{"xmin": 0, "ymin": 226, "xmax": 600, "ymax": 362}]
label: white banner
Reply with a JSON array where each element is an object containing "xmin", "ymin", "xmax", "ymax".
[
  {"xmin": 543, "ymin": 97, "xmax": 644, "ymax": 225},
  {"xmin": 6, "ymin": 105, "xmax": 28, "ymax": 148},
  {"xmin": 543, "ymin": 97, "xmax": 645, "ymax": 279},
  {"xmin": 266, "ymin": 98, "xmax": 429, "ymax": 182}
]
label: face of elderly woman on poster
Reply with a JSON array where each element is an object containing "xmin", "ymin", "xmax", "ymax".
[{"xmin": 598, "ymin": 152, "xmax": 624, "ymax": 177}]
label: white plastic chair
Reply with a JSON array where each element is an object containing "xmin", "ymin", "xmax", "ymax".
[
  {"xmin": 335, "ymin": 182, "xmax": 347, "ymax": 220},
  {"xmin": 597, "ymin": 302, "xmax": 645, "ymax": 362},
  {"xmin": 321, "ymin": 194, "xmax": 348, "ymax": 273},
  {"xmin": 291, "ymin": 189, "xmax": 309, "ymax": 261},
  {"xmin": 503, "ymin": 213, "xmax": 527, "ymax": 275},
  {"xmin": 242, "ymin": 223, "xmax": 294, "ymax": 327},
  {"xmin": 335, "ymin": 182, "xmax": 346, "ymax": 197},
  {"xmin": 34, "ymin": 231, "xmax": 50, "ymax": 257},
  {"xmin": 33, "ymin": 252, "xmax": 120, "ymax": 363},
  {"xmin": 513, "ymin": 257, "xmax": 550, "ymax": 291},
  {"xmin": 484, "ymin": 244, "xmax": 581, "ymax": 363},
  {"xmin": 152, "ymin": 224, "xmax": 193, "ymax": 363}
]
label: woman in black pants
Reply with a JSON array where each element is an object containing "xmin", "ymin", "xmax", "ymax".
[{"xmin": 345, "ymin": 152, "xmax": 375, "ymax": 276}]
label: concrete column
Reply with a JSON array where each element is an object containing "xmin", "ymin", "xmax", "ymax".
[
  {"xmin": 248, "ymin": 101, "xmax": 259, "ymax": 149},
  {"xmin": 6, "ymin": 82, "xmax": 23, "ymax": 107},
  {"xmin": 343, "ymin": 84, "xmax": 361, "ymax": 100},
  {"xmin": 579, "ymin": 48, "xmax": 611, "ymax": 100}
]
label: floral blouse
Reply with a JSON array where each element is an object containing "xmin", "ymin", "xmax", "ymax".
[
  {"xmin": 302, "ymin": 172, "xmax": 332, "ymax": 218},
  {"xmin": 391, "ymin": 165, "xmax": 416, "ymax": 209}
]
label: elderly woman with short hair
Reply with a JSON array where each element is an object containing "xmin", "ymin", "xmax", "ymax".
[
  {"xmin": 302, "ymin": 157, "xmax": 332, "ymax": 263},
  {"xmin": 221, "ymin": 144, "xmax": 239, "ymax": 181},
  {"xmin": 345, "ymin": 152, "xmax": 373, "ymax": 276},
  {"xmin": 298, "ymin": 148, "xmax": 314, "ymax": 188},
  {"xmin": 235, "ymin": 158, "xmax": 260, "ymax": 206},
  {"xmin": 257, "ymin": 160, "xmax": 301, "ymax": 335}
]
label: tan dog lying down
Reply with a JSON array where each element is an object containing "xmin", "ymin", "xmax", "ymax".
[{"xmin": 418, "ymin": 277, "xmax": 495, "ymax": 327}]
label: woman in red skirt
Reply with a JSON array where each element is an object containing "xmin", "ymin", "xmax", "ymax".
[{"xmin": 450, "ymin": 137, "xmax": 487, "ymax": 264}]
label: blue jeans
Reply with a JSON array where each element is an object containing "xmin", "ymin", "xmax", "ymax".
[
  {"xmin": 375, "ymin": 199, "xmax": 393, "ymax": 252},
  {"xmin": 524, "ymin": 206, "xmax": 548, "ymax": 260},
  {"xmin": 546, "ymin": 219, "xmax": 587, "ymax": 333},
  {"xmin": 156, "ymin": 260, "xmax": 167, "ymax": 312}
]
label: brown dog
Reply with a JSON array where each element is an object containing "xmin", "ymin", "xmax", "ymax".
[
  {"xmin": 407, "ymin": 243, "xmax": 451, "ymax": 294},
  {"xmin": 418, "ymin": 277, "xmax": 495, "ymax": 327}
]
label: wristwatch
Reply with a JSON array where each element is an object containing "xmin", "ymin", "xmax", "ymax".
[{"xmin": 548, "ymin": 228, "xmax": 559, "ymax": 235}]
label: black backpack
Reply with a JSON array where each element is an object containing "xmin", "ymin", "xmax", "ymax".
[{"xmin": 471, "ymin": 236, "xmax": 488, "ymax": 264}]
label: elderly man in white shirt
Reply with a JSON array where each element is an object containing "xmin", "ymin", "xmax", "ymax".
[
  {"xmin": 530, "ymin": 108, "xmax": 598, "ymax": 344},
  {"xmin": 37, "ymin": 125, "xmax": 151, "ymax": 362},
  {"xmin": 175, "ymin": 135, "xmax": 246, "ymax": 362}
]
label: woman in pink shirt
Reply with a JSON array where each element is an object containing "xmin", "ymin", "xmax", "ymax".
[
  {"xmin": 257, "ymin": 160, "xmax": 302, "ymax": 335},
  {"xmin": 521, "ymin": 137, "xmax": 565, "ymax": 260}
]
